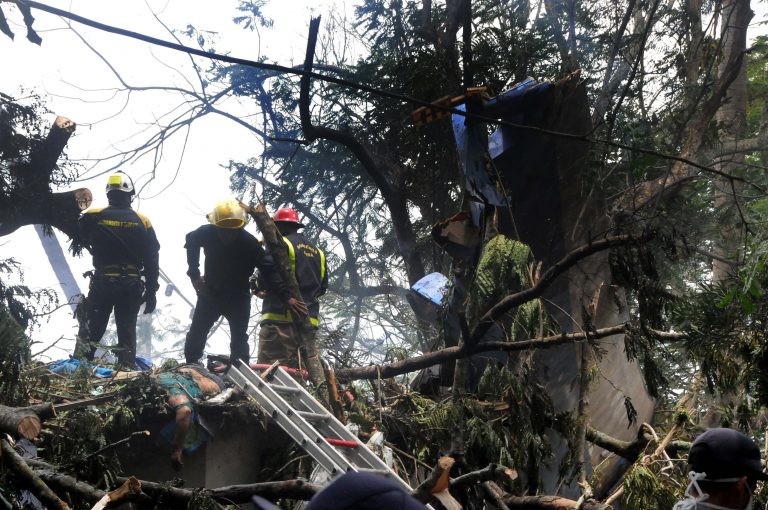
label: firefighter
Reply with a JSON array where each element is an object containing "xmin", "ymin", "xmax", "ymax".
[
  {"xmin": 74, "ymin": 172, "xmax": 160, "ymax": 367},
  {"xmin": 254, "ymin": 207, "xmax": 328, "ymax": 366},
  {"xmin": 184, "ymin": 199, "xmax": 306, "ymax": 365}
]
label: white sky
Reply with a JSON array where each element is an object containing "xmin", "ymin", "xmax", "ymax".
[{"xmin": 0, "ymin": 0, "xmax": 352, "ymax": 361}]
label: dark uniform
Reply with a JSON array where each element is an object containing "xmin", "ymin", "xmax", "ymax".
[
  {"xmin": 257, "ymin": 233, "xmax": 327, "ymax": 365},
  {"xmin": 184, "ymin": 224, "xmax": 290, "ymax": 364},
  {"xmin": 75, "ymin": 204, "xmax": 160, "ymax": 365}
]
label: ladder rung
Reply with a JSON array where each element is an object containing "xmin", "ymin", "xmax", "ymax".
[
  {"xmin": 269, "ymin": 383, "xmax": 302, "ymax": 395},
  {"xmin": 326, "ymin": 438, "xmax": 358, "ymax": 448},
  {"xmin": 297, "ymin": 410, "xmax": 329, "ymax": 422}
]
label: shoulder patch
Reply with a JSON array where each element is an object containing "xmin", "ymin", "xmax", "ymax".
[{"xmin": 135, "ymin": 211, "xmax": 153, "ymax": 229}]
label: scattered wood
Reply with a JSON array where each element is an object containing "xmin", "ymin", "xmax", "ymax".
[
  {"xmin": 449, "ymin": 464, "xmax": 518, "ymax": 489},
  {"xmin": 84, "ymin": 430, "xmax": 149, "ymax": 461},
  {"xmin": 0, "ymin": 403, "xmax": 54, "ymax": 440},
  {"xmin": 53, "ymin": 392, "xmax": 120, "ymax": 413},
  {"xmin": 482, "ymin": 481, "xmax": 510, "ymax": 510},
  {"xmin": 0, "ymin": 438, "xmax": 70, "ymax": 510},
  {"xmin": 501, "ymin": 495, "xmax": 611, "ymax": 509},
  {"xmin": 90, "ymin": 476, "xmax": 143, "ymax": 510},
  {"xmin": 412, "ymin": 456, "xmax": 456, "ymax": 505}
]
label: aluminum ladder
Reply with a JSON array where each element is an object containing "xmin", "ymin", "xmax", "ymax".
[{"xmin": 226, "ymin": 360, "xmax": 418, "ymax": 494}]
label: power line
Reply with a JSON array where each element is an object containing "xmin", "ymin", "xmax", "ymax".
[{"xmin": 16, "ymin": 0, "xmax": 765, "ymax": 187}]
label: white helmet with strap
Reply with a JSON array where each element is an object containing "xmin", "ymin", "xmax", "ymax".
[{"xmin": 106, "ymin": 171, "xmax": 135, "ymax": 195}]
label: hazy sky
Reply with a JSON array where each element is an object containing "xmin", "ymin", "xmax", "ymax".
[{"xmin": 0, "ymin": 0, "xmax": 352, "ymax": 360}]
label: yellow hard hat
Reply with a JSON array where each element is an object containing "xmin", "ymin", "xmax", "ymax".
[{"xmin": 207, "ymin": 199, "xmax": 248, "ymax": 229}]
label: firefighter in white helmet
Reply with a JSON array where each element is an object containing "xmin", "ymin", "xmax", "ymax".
[
  {"xmin": 74, "ymin": 171, "xmax": 160, "ymax": 367},
  {"xmin": 184, "ymin": 199, "xmax": 307, "ymax": 365}
]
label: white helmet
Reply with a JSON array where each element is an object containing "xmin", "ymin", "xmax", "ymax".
[{"xmin": 105, "ymin": 172, "xmax": 135, "ymax": 195}]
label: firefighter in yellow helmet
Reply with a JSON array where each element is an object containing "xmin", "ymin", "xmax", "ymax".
[
  {"xmin": 74, "ymin": 172, "xmax": 160, "ymax": 367},
  {"xmin": 184, "ymin": 199, "xmax": 307, "ymax": 365}
]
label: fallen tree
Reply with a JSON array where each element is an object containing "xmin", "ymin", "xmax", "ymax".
[{"xmin": 0, "ymin": 402, "xmax": 55, "ymax": 440}]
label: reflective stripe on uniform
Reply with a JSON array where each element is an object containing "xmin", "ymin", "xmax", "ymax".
[
  {"xmin": 261, "ymin": 311, "xmax": 319, "ymax": 326},
  {"xmin": 319, "ymin": 247, "xmax": 326, "ymax": 281},
  {"xmin": 283, "ymin": 237, "xmax": 296, "ymax": 274}
]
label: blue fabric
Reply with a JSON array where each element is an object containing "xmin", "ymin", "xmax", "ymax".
[
  {"xmin": 134, "ymin": 356, "xmax": 152, "ymax": 371},
  {"xmin": 49, "ymin": 358, "xmax": 114, "ymax": 378},
  {"xmin": 159, "ymin": 412, "xmax": 208, "ymax": 453}
]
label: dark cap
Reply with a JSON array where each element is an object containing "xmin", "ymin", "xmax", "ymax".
[
  {"xmin": 306, "ymin": 471, "xmax": 428, "ymax": 510},
  {"xmin": 688, "ymin": 428, "xmax": 768, "ymax": 481}
]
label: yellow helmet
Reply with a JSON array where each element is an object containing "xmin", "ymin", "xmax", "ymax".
[{"xmin": 207, "ymin": 199, "xmax": 248, "ymax": 229}]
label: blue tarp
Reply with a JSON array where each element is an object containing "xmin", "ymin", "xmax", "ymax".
[{"xmin": 50, "ymin": 356, "xmax": 153, "ymax": 377}]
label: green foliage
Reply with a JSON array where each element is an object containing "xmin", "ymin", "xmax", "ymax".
[
  {"xmin": 468, "ymin": 235, "xmax": 551, "ymax": 339},
  {"xmin": 622, "ymin": 464, "xmax": 679, "ymax": 510}
]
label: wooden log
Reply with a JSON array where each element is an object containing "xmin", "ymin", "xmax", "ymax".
[
  {"xmin": 501, "ymin": 495, "xmax": 611, "ymax": 509},
  {"xmin": 0, "ymin": 404, "xmax": 45, "ymax": 439},
  {"xmin": 25, "ymin": 116, "xmax": 76, "ymax": 190},
  {"xmin": 242, "ymin": 202, "xmax": 328, "ymax": 403},
  {"xmin": 0, "ymin": 439, "xmax": 70, "ymax": 510},
  {"xmin": 412, "ymin": 456, "xmax": 455, "ymax": 504},
  {"xmin": 90, "ymin": 476, "xmax": 143, "ymax": 510},
  {"xmin": 27, "ymin": 457, "xmax": 320, "ymax": 508}
]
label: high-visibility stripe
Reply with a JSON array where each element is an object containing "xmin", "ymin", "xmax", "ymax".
[
  {"xmin": 261, "ymin": 312, "xmax": 319, "ymax": 326},
  {"xmin": 283, "ymin": 237, "xmax": 296, "ymax": 274},
  {"xmin": 319, "ymin": 248, "xmax": 326, "ymax": 282}
]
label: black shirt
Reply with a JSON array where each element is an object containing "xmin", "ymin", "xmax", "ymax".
[
  {"xmin": 80, "ymin": 204, "xmax": 160, "ymax": 292},
  {"xmin": 185, "ymin": 224, "xmax": 289, "ymax": 298}
]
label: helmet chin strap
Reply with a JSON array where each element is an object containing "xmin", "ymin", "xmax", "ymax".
[{"xmin": 673, "ymin": 472, "xmax": 753, "ymax": 510}]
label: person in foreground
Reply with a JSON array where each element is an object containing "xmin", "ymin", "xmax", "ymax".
[
  {"xmin": 673, "ymin": 427, "xmax": 768, "ymax": 509},
  {"xmin": 251, "ymin": 471, "xmax": 428, "ymax": 510}
]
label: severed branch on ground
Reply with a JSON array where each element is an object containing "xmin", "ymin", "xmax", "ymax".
[
  {"xmin": 89, "ymin": 477, "xmax": 145, "ymax": 510},
  {"xmin": 0, "ymin": 438, "xmax": 70, "ymax": 510},
  {"xmin": 586, "ymin": 423, "xmax": 691, "ymax": 464},
  {"xmin": 336, "ymin": 324, "xmax": 627, "ymax": 381},
  {"xmin": 0, "ymin": 402, "xmax": 55, "ymax": 440}
]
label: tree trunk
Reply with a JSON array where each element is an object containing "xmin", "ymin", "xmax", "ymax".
[
  {"xmin": 704, "ymin": 0, "xmax": 752, "ymax": 427},
  {"xmin": 0, "ymin": 439, "xmax": 70, "ymax": 510},
  {"xmin": 244, "ymin": 203, "xmax": 328, "ymax": 404},
  {"xmin": 0, "ymin": 403, "xmax": 54, "ymax": 440}
]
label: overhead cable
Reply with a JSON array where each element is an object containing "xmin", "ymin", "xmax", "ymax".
[{"xmin": 16, "ymin": 0, "xmax": 763, "ymax": 184}]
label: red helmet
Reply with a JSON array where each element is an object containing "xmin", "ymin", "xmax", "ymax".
[{"xmin": 273, "ymin": 207, "xmax": 304, "ymax": 227}]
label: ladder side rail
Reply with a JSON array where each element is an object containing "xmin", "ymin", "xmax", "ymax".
[
  {"xmin": 269, "ymin": 369, "xmax": 417, "ymax": 493},
  {"xmin": 270, "ymin": 369, "xmax": 390, "ymax": 470},
  {"xmin": 232, "ymin": 363, "xmax": 359, "ymax": 474},
  {"xmin": 227, "ymin": 364, "xmax": 354, "ymax": 476}
]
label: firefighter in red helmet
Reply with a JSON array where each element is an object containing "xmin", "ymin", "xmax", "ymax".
[
  {"xmin": 184, "ymin": 200, "xmax": 305, "ymax": 365},
  {"xmin": 253, "ymin": 207, "xmax": 328, "ymax": 365}
]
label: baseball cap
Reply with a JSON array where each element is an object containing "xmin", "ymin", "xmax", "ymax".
[
  {"xmin": 688, "ymin": 428, "xmax": 768, "ymax": 481},
  {"xmin": 251, "ymin": 471, "xmax": 428, "ymax": 510}
]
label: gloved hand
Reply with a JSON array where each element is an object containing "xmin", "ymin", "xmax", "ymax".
[{"xmin": 142, "ymin": 290, "xmax": 157, "ymax": 314}]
